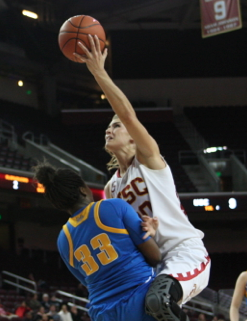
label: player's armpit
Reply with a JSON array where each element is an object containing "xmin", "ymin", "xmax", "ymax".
[{"xmin": 104, "ymin": 181, "xmax": 112, "ymax": 199}]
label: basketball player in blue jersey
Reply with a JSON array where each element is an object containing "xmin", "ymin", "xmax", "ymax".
[
  {"xmin": 32, "ymin": 161, "xmax": 162, "ymax": 321},
  {"xmin": 230, "ymin": 271, "xmax": 247, "ymax": 321}
]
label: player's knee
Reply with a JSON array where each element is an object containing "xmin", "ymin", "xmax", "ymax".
[{"xmin": 145, "ymin": 274, "xmax": 188, "ymax": 321}]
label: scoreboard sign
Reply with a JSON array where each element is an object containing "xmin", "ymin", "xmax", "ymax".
[
  {"xmin": 0, "ymin": 172, "xmax": 105, "ymax": 201},
  {"xmin": 180, "ymin": 194, "xmax": 247, "ymax": 213},
  {"xmin": 200, "ymin": 0, "xmax": 242, "ymax": 38}
]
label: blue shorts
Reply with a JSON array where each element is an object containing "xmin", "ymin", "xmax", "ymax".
[{"xmin": 89, "ymin": 277, "xmax": 156, "ymax": 321}]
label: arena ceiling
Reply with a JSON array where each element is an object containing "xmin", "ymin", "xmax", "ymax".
[
  {"xmin": 1, "ymin": 0, "xmax": 246, "ymax": 31},
  {"xmin": 0, "ymin": 0, "xmax": 207, "ymax": 31},
  {"xmin": 0, "ymin": 0, "xmax": 247, "ymax": 98}
]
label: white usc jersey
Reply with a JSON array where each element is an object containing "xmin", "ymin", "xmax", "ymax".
[{"xmin": 108, "ymin": 157, "xmax": 205, "ymax": 259}]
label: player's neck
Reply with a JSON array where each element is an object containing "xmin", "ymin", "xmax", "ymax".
[
  {"xmin": 68, "ymin": 200, "xmax": 91, "ymax": 216},
  {"xmin": 117, "ymin": 155, "xmax": 135, "ymax": 177}
]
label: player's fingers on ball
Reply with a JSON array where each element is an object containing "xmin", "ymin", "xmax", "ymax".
[
  {"xmin": 102, "ymin": 48, "xmax": 108, "ymax": 59},
  {"xmin": 73, "ymin": 53, "xmax": 85, "ymax": 62},
  {"xmin": 88, "ymin": 34, "xmax": 97, "ymax": 53},
  {"xmin": 78, "ymin": 42, "xmax": 90, "ymax": 55},
  {"xmin": 94, "ymin": 35, "xmax": 101, "ymax": 52},
  {"xmin": 77, "ymin": 41, "xmax": 87, "ymax": 50}
]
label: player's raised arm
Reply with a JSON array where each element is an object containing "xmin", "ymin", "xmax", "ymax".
[{"xmin": 74, "ymin": 35, "xmax": 165, "ymax": 168}]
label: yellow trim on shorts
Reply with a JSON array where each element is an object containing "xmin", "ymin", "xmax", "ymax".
[
  {"xmin": 94, "ymin": 200, "xmax": 129, "ymax": 234},
  {"xmin": 62, "ymin": 224, "xmax": 74, "ymax": 267}
]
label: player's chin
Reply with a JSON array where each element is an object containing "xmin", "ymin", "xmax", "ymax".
[{"xmin": 105, "ymin": 140, "xmax": 114, "ymax": 151}]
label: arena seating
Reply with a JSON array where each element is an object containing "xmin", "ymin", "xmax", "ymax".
[
  {"xmin": 2, "ymin": 248, "xmax": 244, "ymax": 321},
  {"xmin": 144, "ymin": 121, "xmax": 198, "ymax": 192},
  {"xmin": 184, "ymin": 106, "xmax": 247, "ymax": 152},
  {"xmin": 59, "ymin": 120, "xmax": 198, "ymax": 192},
  {"xmin": 2, "ymin": 247, "xmax": 246, "ymax": 294},
  {"xmin": 0, "ymin": 99, "xmax": 197, "ymax": 193},
  {"xmin": 0, "ymin": 144, "xmax": 35, "ymax": 171}
]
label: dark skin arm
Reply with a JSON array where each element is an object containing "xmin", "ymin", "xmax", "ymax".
[{"xmin": 137, "ymin": 237, "xmax": 161, "ymax": 267}]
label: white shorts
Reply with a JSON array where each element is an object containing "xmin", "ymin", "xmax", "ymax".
[{"xmin": 157, "ymin": 238, "xmax": 211, "ymax": 304}]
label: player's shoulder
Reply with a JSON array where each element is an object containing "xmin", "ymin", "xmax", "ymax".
[
  {"xmin": 97, "ymin": 199, "xmax": 130, "ymax": 224},
  {"xmin": 98, "ymin": 199, "xmax": 130, "ymax": 216},
  {"xmin": 238, "ymin": 271, "xmax": 247, "ymax": 281},
  {"xmin": 104, "ymin": 180, "xmax": 111, "ymax": 198},
  {"xmin": 100, "ymin": 198, "xmax": 128, "ymax": 208}
]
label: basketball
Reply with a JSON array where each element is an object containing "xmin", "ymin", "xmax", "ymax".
[{"xmin": 58, "ymin": 15, "xmax": 106, "ymax": 63}]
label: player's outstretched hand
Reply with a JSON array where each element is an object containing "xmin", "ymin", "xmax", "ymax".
[
  {"xmin": 73, "ymin": 34, "xmax": 108, "ymax": 75},
  {"xmin": 141, "ymin": 216, "xmax": 159, "ymax": 239}
]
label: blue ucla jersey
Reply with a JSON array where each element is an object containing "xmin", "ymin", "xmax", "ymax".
[{"xmin": 57, "ymin": 198, "xmax": 155, "ymax": 306}]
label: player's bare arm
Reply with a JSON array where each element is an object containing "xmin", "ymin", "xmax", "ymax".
[
  {"xmin": 104, "ymin": 181, "xmax": 112, "ymax": 199},
  {"xmin": 230, "ymin": 271, "xmax": 247, "ymax": 321},
  {"xmin": 137, "ymin": 237, "xmax": 161, "ymax": 267},
  {"xmin": 74, "ymin": 35, "xmax": 166, "ymax": 170}
]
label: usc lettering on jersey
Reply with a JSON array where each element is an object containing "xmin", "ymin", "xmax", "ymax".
[
  {"xmin": 111, "ymin": 167, "xmax": 152, "ymax": 217},
  {"xmin": 108, "ymin": 157, "xmax": 205, "ymax": 257}
]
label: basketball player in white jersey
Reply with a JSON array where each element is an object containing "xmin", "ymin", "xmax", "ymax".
[{"xmin": 74, "ymin": 35, "xmax": 211, "ymax": 321}]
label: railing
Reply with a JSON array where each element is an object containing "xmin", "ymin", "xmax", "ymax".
[
  {"xmin": 232, "ymin": 149, "xmax": 246, "ymax": 166},
  {"xmin": 23, "ymin": 136, "xmax": 82, "ymax": 175},
  {"xmin": 56, "ymin": 290, "xmax": 89, "ymax": 312},
  {"xmin": 1, "ymin": 271, "xmax": 89, "ymax": 314},
  {"xmin": 0, "ymin": 118, "xmax": 18, "ymax": 149},
  {"xmin": 198, "ymin": 287, "xmax": 218, "ymax": 304},
  {"xmin": 4, "ymin": 270, "xmax": 246, "ymax": 320},
  {"xmin": 218, "ymin": 289, "xmax": 247, "ymax": 321},
  {"xmin": 197, "ymin": 154, "xmax": 221, "ymax": 191},
  {"xmin": 2, "ymin": 270, "xmax": 37, "ymax": 294},
  {"xmin": 22, "ymin": 131, "xmax": 107, "ymax": 185},
  {"xmin": 174, "ymin": 114, "xmax": 209, "ymax": 152},
  {"xmin": 178, "ymin": 150, "xmax": 198, "ymax": 165},
  {"xmin": 231, "ymin": 154, "xmax": 247, "ymax": 191},
  {"xmin": 22, "ymin": 132, "xmax": 50, "ymax": 146},
  {"xmin": 184, "ymin": 298, "xmax": 215, "ymax": 316}
]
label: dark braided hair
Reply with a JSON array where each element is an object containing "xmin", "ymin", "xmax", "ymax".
[{"xmin": 33, "ymin": 161, "xmax": 87, "ymax": 211}]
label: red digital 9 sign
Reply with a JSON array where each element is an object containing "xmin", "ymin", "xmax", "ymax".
[{"xmin": 200, "ymin": 0, "xmax": 242, "ymax": 38}]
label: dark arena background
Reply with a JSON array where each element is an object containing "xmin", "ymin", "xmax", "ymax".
[{"xmin": 0, "ymin": 0, "xmax": 247, "ymax": 320}]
